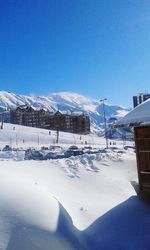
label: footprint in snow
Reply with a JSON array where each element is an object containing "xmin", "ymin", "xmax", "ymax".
[{"xmin": 80, "ymin": 207, "xmax": 87, "ymax": 212}]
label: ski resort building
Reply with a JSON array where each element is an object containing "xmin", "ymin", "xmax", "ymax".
[
  {"xmin": 10, "ymin": 105, "xmax": 49, "ymax": 128},
  {"xmin": 10, "ymin": 105, "xmax": 90, "ymax": 134},
  {"xmin": 118, "ymin": 98, "xmax": 150, "ymax": 194},
  {"xmin": 133, "ymin": 92, "xmax": 150, "ymax": 108},
  {"xmin": 47, "ymin": 111, "xmax": 90, "ymax": 134}
]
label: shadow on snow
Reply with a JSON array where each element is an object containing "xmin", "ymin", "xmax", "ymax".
[{"xmin": 6, "ymin": 196, "xmax": 150, "ymax": 250}]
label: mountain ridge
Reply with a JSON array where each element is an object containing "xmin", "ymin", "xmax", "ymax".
[{"xmin": 0, "ymin": 91, "xmax": 130, "ymax": 134}]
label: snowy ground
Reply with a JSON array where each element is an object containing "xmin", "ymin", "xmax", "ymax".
[
  {"xmin": 0, "ymin": 123, "xmax": 132, "ymax": 149},
  {"xmin": 0, "ymin": 123, "xmax": 150, "ymax": 250}
]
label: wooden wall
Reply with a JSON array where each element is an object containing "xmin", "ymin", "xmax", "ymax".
[{"xmin": 134, "ymin": 126, "xmax": 150, "ymax": 190}]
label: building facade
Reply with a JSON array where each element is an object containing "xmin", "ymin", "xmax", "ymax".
[
  {"xmin": 10, "ymin": 105, "xmax": 90, "ymax": 134},
  {"xmin": 133, "ymin": 93, "xmax": 150, "ymax": 108},
  {"xmin": 10, "ymin": 105, "xmax": 49, "ymax": 128},
  {"xmin": 134, "ymin": 125, "xmax": 150, "ymax": 193}
]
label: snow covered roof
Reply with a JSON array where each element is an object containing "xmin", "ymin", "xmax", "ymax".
[
  {"xmin": 48, "ymin": 110, "xmax": 87, "ymax": 116},
  {"xmin": 16, "ymin": 105, "xmax": 49, "ymax": 112},
  {"xmin": 71, "ymin": 111, "xmax": 84, "ymax": 116},
  {"xmin": 117, "ymin": 98, "xmax": 150, "ymax": 127},
  {"xmin": 17, "ymin": 104, "xmax": 29, "ymax": 109}
]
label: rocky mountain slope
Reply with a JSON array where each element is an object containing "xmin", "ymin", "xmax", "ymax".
[{"xmin": 0, "ymin": 91, "xmax": 130, "ymax": 134}]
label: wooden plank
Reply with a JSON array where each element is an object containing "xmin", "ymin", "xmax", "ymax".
[
  {"xmin": 136, "ymin": 126, "xmax": 150, "ymax": 138},
  {"xmin": 140, "ymin": 171, "xmax": 150, "ymax": 175},
  {"xmin": 142, "ymin": 184, "xmax": 150, "ymax": 188},
  {"xmin": 139, "ymin": 150, "xmax": 150, "ymax": 153},
  {"xmin": 135, "ymin": 126, "xmax": 150, "ymax": 190},
  {"xmin": 134, "ymin": 127, "xmax": 142, "ymax": 189}
]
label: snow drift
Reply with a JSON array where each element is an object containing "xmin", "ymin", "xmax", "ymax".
[
  {"xmin": 0, "ymin": 146, "xmax": 139, "ymax": 249},
  {"xmin": 0, "ymin": 121, "xmax": 149, "ymax": 250}
]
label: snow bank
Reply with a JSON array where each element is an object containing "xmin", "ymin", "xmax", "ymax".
[
  {"xmin": 84, "ymin": 196, "xmax": 150, "ymax": 250},
  {"xmin": 0, "ymin": 166, "xmax": 86, "ymax": 250},
  {"xmin": 0, "ymin": 121, "xmax": 144, "ymax": 249},
  {"xmin": 0, "ymin": 147, "xmax": 137, "ymax": 249}
]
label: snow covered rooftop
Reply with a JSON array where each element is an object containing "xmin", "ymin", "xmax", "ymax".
[
  {"xmin": 118, "ymin": 98, "xmax": 150, "ymax": 126},
  {"xmin": 16, "ymin": 104, "xmax": 49, "ymax": 112},
  {"xmin": 49, "ymin": 110, "xmax": 86, "ymax": 116}
]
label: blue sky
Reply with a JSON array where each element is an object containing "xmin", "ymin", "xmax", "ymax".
[{"xmin": 0, "ymin": 0, "xmax": 150, "ymax": 107}]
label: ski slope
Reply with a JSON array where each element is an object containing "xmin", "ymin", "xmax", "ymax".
[{"xmin": 0, "ymin": 122, "xmax": 126, "ymax": 150}]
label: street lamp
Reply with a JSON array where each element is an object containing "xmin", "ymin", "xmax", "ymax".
[
  {"xmin": 0, "ymin": 107, "xmax": 8, "ymax": 129},
  {"xmin": 100, "ymin": 98, "xmax": 108, "ymax": 149}
]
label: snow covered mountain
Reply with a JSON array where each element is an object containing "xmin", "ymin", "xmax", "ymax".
[{"xmin": 0, "ymin": 91, "xmax": 130, "ymax": 134}]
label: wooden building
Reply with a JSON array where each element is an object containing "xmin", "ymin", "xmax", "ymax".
[
  {"xmin": 10, "ymin": 105, "xmax": 90, "ymax": 134},
  {"xmin": 134, "ymin": 125, "xmax": 150, "ymax": 192},
  {"xmin": 117, "ymin": 98, "xmax": 150, "ymax": 194}
]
